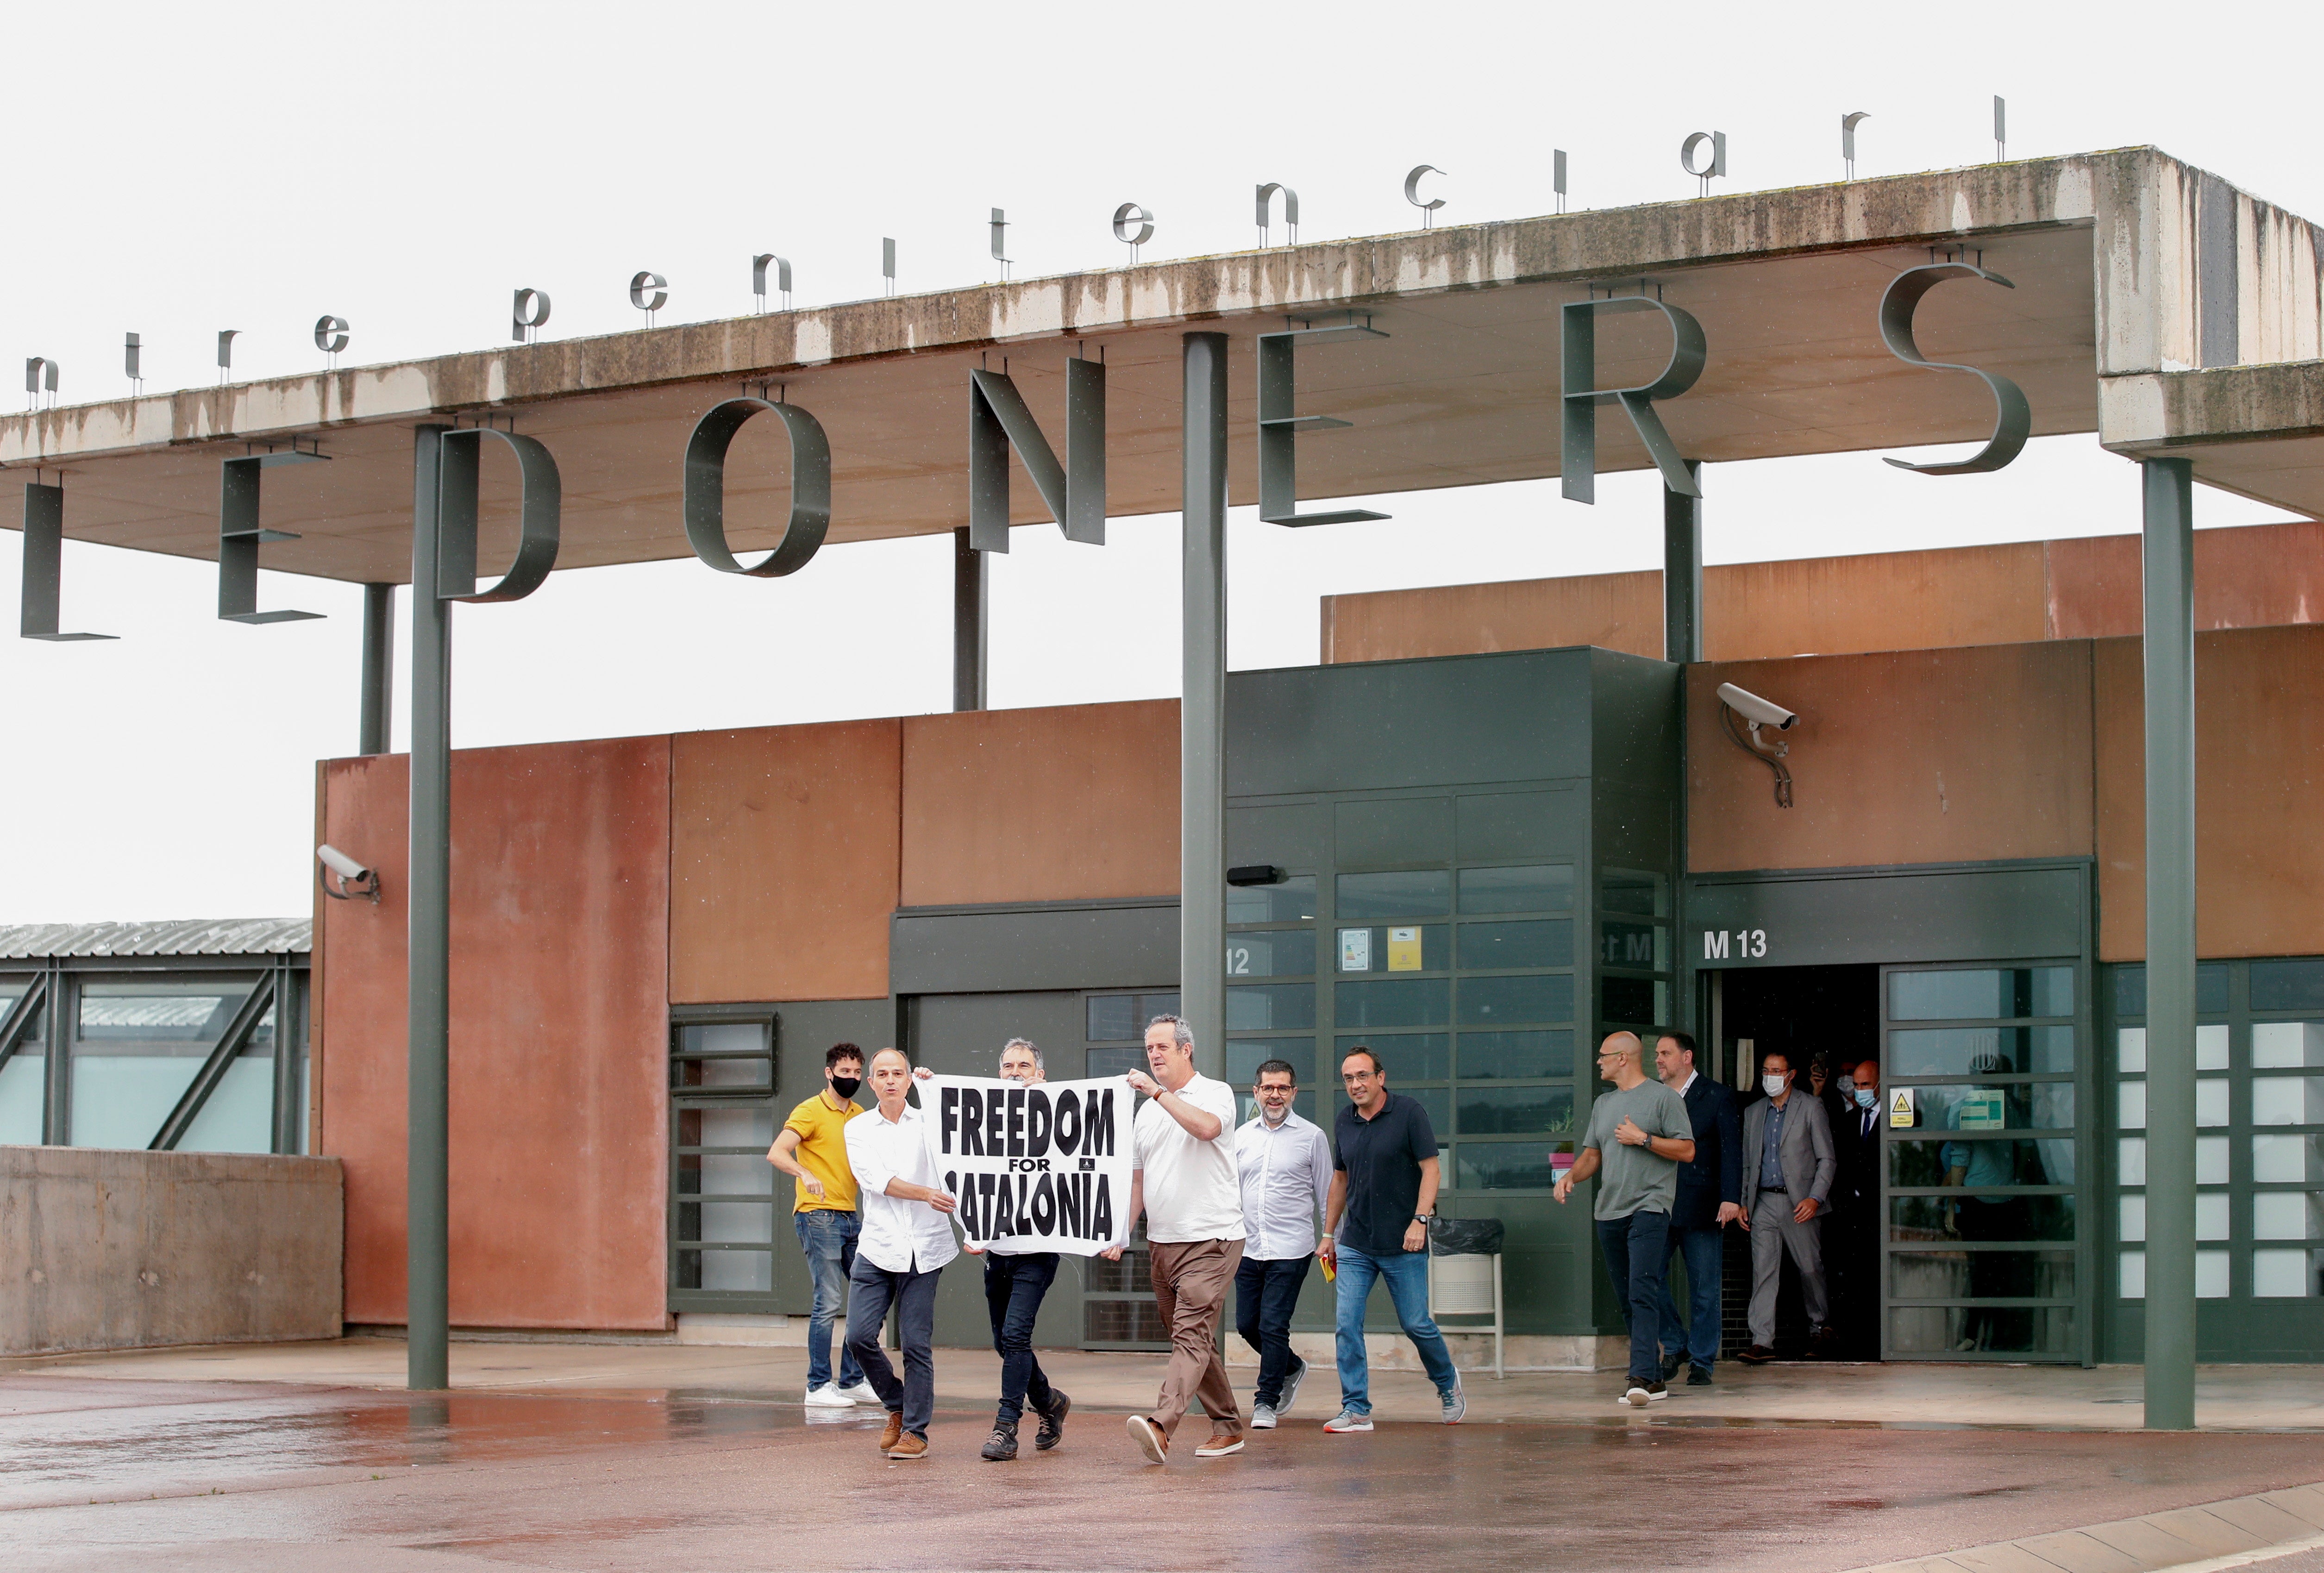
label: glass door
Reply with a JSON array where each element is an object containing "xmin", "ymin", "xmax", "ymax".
[{"xmin": 1880, "ymin": 962, "xmax": 2088, "ymax": 1362}]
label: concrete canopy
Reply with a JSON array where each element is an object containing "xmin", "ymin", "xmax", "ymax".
[{"xmin": 1, "ymin": 146, "xmax": 2315, "ymax": 587}]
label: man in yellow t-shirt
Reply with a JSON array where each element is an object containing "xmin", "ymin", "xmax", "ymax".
[{"xmin": 768, "ymin": 1043, "xmax": 873, "ymax": 1407}]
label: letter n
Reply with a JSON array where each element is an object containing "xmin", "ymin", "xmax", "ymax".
[{"xmin": 968, "ymin": 359, "xmax": 1104, "ymax": 552}]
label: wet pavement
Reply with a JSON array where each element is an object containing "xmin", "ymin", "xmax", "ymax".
[{"xmin": 10, "ymin": 1372, "xmax": 2324, "ymax": 1571}]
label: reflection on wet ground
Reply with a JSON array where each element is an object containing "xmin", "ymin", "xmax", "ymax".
[{"xmin": 7, "ymin": 1374, "xmax": 2324, "ymax": 1572}]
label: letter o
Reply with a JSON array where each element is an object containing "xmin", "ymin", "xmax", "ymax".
[{"xmin": 682, "ymin": 397, "xmax": 832, "ymax": 577}]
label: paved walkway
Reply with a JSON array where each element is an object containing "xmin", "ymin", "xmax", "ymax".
[
  {"xmin": 9, "ymin": 1341, "xmax": 2324, "ymax": 1570},
  {"xmin": 10, "ymin": 1337, "xmax": 2324, "ymax": 1430}
]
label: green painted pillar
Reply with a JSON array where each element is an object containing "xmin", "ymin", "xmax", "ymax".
[
  {"xmin": 2141, "ymin": 456, "xmax": 2196, "ymax": 1430},
  {"xmin": 1664, "ymin": 461, "xmax": 1703, "ymax": 664},
  {"xmin": 1181, "ymin": 333, "xmax": 1228, "ymax": 1080},
  {"xmin": 407, "ymin": 426, "xmax": 452, "ymax": 1392}
]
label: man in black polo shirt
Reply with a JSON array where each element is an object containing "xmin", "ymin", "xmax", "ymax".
[{"xmin": 1316, "ymin": 1046, "xmax": 1465, "ymax": 1432}]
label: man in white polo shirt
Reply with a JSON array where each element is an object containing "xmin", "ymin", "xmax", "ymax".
[
  {"xmin": 842, "ymin": 1047, "xmax": 959, "ymax": 1461},
  {"xmin": 1101, "ymin": 1014, "xmax": 1246, "ymax": 1464}
]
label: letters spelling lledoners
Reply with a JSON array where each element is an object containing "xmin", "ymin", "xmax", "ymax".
[{"xmin": 923, "ymin": 1073, "xmax": 1129, "ymax": 1258}]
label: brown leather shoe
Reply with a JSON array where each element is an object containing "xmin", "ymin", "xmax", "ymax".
[
  {"xmin": 878, "ymin": 1410, "xmax": 904, "ymax": 1451},
  {"xmin": 1735, "ymin": 1344, "xmax": 1776, "ymax": 1365},
  {"xmin": 885, "ymin": 1431, "xmax": 927, "ymax": 1460},
  {"xmin": 1126, "ymin": 1414, "xmax": 1168, "ymax": 1464}
]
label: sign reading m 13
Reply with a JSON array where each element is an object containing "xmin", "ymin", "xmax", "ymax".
[
  {"xmin": 1703, "ymin": 928, "xmax": 1768, "ymax": 959},
  {"xmin": 925, "ymin": 1074, "xmax": 1129, "ymax": 1258}
]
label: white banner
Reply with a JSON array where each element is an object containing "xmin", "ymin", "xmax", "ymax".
[{"xmin": 922, "ymin": 1074, "xmax": 1131, "ymax": 1258}]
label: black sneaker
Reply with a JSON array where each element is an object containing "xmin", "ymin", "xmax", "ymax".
[
  {"xmin": 1660, "ymin": 1350, "xmax": 1685, "ymax": 1382},
  {"xmin": 981, "ymin": 1421, "xmax": 1019, "ymax": 1462},
  {"xmin": 1034, "ymin": 1390, "xmax": 1071, "ymax": 1452},
  {"xmin": 1687, "ymin": 1365, "xmax": 1714, "ymax": 1387}
]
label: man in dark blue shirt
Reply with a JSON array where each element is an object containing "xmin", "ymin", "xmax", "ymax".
[
  {"xmin": 1317, "ymin": 1047, "xmax": 1464, "ymax": 1432},
  {"xmin": 1649, "ymin": 1030, "xmax": 1742, "ymax": 1385}
]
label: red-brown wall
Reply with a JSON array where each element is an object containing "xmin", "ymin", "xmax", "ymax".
[
  {"xmin": 1324, "ymin": 519, "xmax": 2324, "ymax": 666},
  {"xmin": 669, "ymin": 720, "xmax": 901, "ymax": 1004},
  {"xmin": 318, "ymin": 737, "xmax": 671, "ymax": 1331}
]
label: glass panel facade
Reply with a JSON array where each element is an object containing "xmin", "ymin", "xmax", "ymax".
[
  {"xmin": 1225, "ymin": 928, "xmax": 1316, "ymax": 979},
  {"xmin": 2104, "ymin": 958, "xmax": 2324, "ymax": 1335},
  {"xmin": 1335, "ymin": 871, "xmax": 1450, "ymax": 921},
  {"xmin": 72, "ymin": 978, "xmax": 260, "ymax": 1151},
  {"xmin": 1458, "ymin": 865, "xmax": 1573, "ymax": 915},
  {"xmin": 1226, "ymin": 876, "xmax": 1318, "ymax": 925},
  {"xmin": 669, "ymin": 1014, "xmax": 778, "ymax": 1309},
  {"xmin": 0, "ymin": 976, "xmax": 42, "ymax": 1146},
  {"xmin": 1882, "ymin": 962, "xmax": 2081, "ymax": 1360}
]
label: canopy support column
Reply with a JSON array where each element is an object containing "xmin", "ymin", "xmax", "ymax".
[
  {"xmin": 1664, "ymin": 462, "xmax": 1703, "ymax": 664},
  {"xmin": 952, "ymin": 526, "xmax": 986, "ymax": 712},
  {"xmin": 1181, "ymin": 332, "xmax": 1228, "ymax": 1079},
  {"xmin": 407, "ymin": 426, "xmax": 451, "ymax": 1392},
  {"xmin": 2141, "ymin": 455, "xmax": 2197, "ymax": 1431},
  {"xmin": 360, "ymin": 583, "xmax": 395, "ymax": 755}
]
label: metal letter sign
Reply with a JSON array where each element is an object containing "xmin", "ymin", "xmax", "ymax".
[
  {"xmin": 683, "ymin": 397, "xmax": 832, "ymax": 576},
  {"xmin": 219, "ymin": 451, "xmax": 329, "ymax": 623},
  {"xmin": 314, "ymin": 316, "xmax": 351, "ymax": 354},
  {"xmin": 436, "ymin": 428, "xmax": 561, "ymax": 602},
  {"xmin": 20, "ymin": 482, "xmax": 114, "ymax": 640},
  {"xmin": 512, "ymin": 288, "xmax": 551, "ymax": 344},
  {"xmin": 1560, "ymin": 296, "xmax": 1707, "ymax": 502},
  {"xmin": 1256, "ymin": 182, "xmax": 1298, "ymax": 246},
  {"xmin": 968, "ymin": 358, "xmax": 1106, "ymax": 552},
  {"xmin": 1258, "ymin": 320, "xmax": 1391, "ymax": 526},
  {"xmin": 1877, "ymin": 263, "xmax": 2030, "ymax": 475}
]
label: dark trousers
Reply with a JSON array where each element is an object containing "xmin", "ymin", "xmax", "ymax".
[
  {"xmin": 1234, "ymin": 1254, "xmax": 1310, "ymax": 1407},
  {"xmin": 1648, "ymin": 1220, "xmax": 1725, "ymax": 1370},
  {"xmin": 844, "ymin": 1257, "xmax": 942, "ymax": 1439},
  {"xmin": 984, "ymin": 1251, "xmax": 1059, "ymax": 1425},
  {"xmin": 1595, "ymin": 1208, "xmax": 1672, "ymax": 1386}
]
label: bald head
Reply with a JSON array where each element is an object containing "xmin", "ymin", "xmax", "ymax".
[
  {"xmin": 869, "ymin": 1047, "xmax": 914, "ymax": 1114},
  {"xmin": 1596, "ymin": 1031, "xmax": 1646, "ymax": 1088}
]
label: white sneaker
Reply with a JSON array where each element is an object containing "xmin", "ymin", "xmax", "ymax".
[
  {"xmin": 1250, "ymin": 1403, "xmax": 1279, "ymax": 1430},
  {"xmin": 1321, "ymin": 1409, "xmax": 1373, "ymax": 1433},
  {"xmin": 804, "ymin": 1383, "xmax": 853, "ymax": 1408},
  {"xmin": 836, "ymin": 1380, "xmax": 880, "ymax": 1405}
]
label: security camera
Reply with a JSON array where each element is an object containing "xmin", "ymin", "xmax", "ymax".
[
  {"xmin": 1716, "ymin": 683, "xmax": 1796, "ymax": 731},
  {"xmin": 317, "ymin": 844, "xmax": 382, "ymax": 903}
]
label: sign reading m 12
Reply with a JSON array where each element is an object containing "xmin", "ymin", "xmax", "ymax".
[
  {"xmin": 926, "ymin": 1074, "xmax": 1130, "ymax": 1258},
  {"xmin": 1703, "ymin": 928, "xmax": 1768, "ymax": 959}
]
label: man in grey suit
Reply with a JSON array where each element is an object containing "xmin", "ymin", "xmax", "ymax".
[{"xmin": 1735, "ymin": 1049, "xmax": 1836, "ymax": 1364}]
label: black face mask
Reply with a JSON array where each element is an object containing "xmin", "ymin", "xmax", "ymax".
[{"xmin": 829, "ymin": 1075, "xmax": 862, "ymax": 1100}]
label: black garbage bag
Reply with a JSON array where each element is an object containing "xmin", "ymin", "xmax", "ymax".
[{"xmin": 1428, "ymin": 1216, "xmax": 1504, "ymax": 1256}]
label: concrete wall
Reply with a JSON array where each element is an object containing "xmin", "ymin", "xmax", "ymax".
[
  {"xmin": 316, "ymin": 737, "xmax": 671, "ymax": 1332},
  {"xmin": 1322, "ymin": 520, "xmax": 2324, "ymax": 666},
  {"xmin": 1686, "ymin": 642, "xmax": 2096, "ymax": 875},
  {"xmin": 2094, "ymin": 625, "xmax": 2324, "ymax": 961},
  {"xmin": 0, "ymin": 1147, "xmax": 341, "ymax": 1356},
  {"xmin": 670, "ymin": 720, "xmax": 901, "ymax": 1004}
]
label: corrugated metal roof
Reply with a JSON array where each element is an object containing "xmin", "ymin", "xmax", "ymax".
[{"xmin": 0, "ymin": 918, "xmax": 311, "ymax": 960}]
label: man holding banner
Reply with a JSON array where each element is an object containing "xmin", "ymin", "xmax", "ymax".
[
  {"xmin": 842, "ymin": 1048, "xmax": 959, "ymax": 1461},
  {"xmin": 1104, "ymin": 1015, "xmax": 1247, "ymax": 1465},
  {"xmin": 916, "ymin": 1040, "xmax": 1074, "ymax": 1462}
]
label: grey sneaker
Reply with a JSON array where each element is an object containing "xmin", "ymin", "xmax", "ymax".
[
  {"xmin": 1250, "ymin": 1403, "xmax": 1279, "ymax": 1430},
  {"xmin": 1322, "ymin": 1409, "xmax": 1373, "ymax": 1433},
  {"xmin": 1278, "ymin": 1355, "xmax": 1309, "ymax": 1416},
  {"xmin": 1440, "ymin": 1380, "xmax": 1466, "ymax": 1424}
]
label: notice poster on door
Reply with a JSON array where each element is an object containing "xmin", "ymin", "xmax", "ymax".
[
  {"xmin": 921, "ymin": 1074, "xmax": 1131, "ymax": 1257},
  {"xmin": 1386, "ymin": 927, "xmax": 1422, "ymax": 971}
]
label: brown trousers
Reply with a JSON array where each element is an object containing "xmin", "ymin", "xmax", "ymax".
[{"xmin": 1146, "ymin": 1237, "xmax": 1245, "ymax": 1438}]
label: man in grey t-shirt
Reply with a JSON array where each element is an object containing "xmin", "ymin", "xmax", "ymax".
[{"xmin": 1554, "ymin": 1031, "xmax": 1695, "ymax": 1406}]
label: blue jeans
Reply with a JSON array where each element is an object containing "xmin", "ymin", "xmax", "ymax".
[
  {"xmin": 1333, "ymin": 1243, "xmax": 1457, "ymax": 1416},
  {"xmin": 845, "ymin": 1256, "xmax": 943, "ymax": 1439},
  {"xmin": 1596, "ymin": 1209, "xmax": 1672, "ymax": 1385},
  {"xmin": 794, "ymin": 1209, "xmax": 864, "ymax": 1390},
  {"xmin": 984, "ymin": 1252, "xmax": 1059, "ymax": 1425},
  {"xmin": 1235, "ymin": 1255, "xmax": 1310, "ymax": 1407},
  {"xmin": 1648, "ymin": 1222, "xmax": 1725, "ymax": 1371}
]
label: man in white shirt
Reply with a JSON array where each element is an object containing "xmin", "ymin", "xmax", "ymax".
[
  {"xmin": 842, "ymin": 1047, "xmax": 959, "ymax": 1461},
  {"xmin": 1101, "ymin": 1014, "xmax": 1246, "ymax": 1464},
  {"xmin": 1232, "ymin": 1059, "xmax": 1331, "ymax": 1430}
]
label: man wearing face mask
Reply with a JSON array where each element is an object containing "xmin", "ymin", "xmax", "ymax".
[
  {"xmin": 916, "ymin": 1040, "xmax": 1074, "ymax": 1461},
  {"xmin": 1826, "ymin": 1058, "xmax": 1884, "ymax": 1360},
  {"xmin": 767, "ymin": 1043, "xmax": 877, "ymax": 1408},
  {"xmin": 1735, "ymin": 1049, "xmax": 1836, "ymax": 1364}
]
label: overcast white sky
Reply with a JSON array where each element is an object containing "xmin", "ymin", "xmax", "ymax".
[{"xmin": 0, "ymin": 0, "xmax": 2310, "ymax": 924}]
